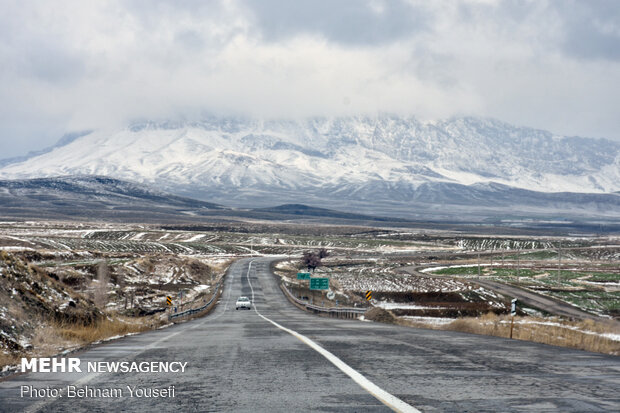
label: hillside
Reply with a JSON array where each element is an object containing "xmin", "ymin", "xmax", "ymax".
[
  {"xmin": 0, "ymin": 251, "xmax": 102, "ymax": 356},
  {"xmin": 0, "ymin": 176, "xmax": 407, "ymax": 224},
  {"xmin": 0, "ymin": 176, "xmax": 223, "ymax": 222}
]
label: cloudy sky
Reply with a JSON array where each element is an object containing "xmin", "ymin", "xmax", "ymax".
[{"xmin": 1, "ymin": 0, "xmax": 619, "ymax": 157}]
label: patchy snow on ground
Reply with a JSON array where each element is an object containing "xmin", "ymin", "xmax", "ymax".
[
  {"xmin": 185, "ymin": 234, "xmax": 206, "ymax": 242},
  {"xmin": 579, "ymin": 280, "xmax": 620, "ymax": 288},
  {"xmin": 194, "ymin": 284, "xmax": 210, "ymax": 293},
  {"xmin": 402, "ymin": 316, "xmax": 455, "ymax": 325},
  {"xmin": 332, "ymin": 269, "xmax": 473, "ymax": 293},
  {"xmin": 375, "ymin": 301, "xmax": 435, "ymax": 310},
  {"xmin": 602, "ymin": 333, "xmax": 620, "ymax": 341},
  {"xmin": 421, "ymin": 264, "xmax": 493, "ymax": 273},
  {"xmin": 0, "ymin": 246, "xmax": 34, "ymax": 251},
  {"xmin": 131, "ymin": 232, "xmax": 147, "ymax": 240}
]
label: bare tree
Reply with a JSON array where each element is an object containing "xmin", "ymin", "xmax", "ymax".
[
  {"xmin": 94, "ymin": 261, "xmax": 109, "ymax": 308},
  {"xmin": 301, "ymin": 249, "xmax": 329, "ymax": 272},
  {"xmin": 318, "ymin": 248, "xmax": 330, "ymax": 259}
]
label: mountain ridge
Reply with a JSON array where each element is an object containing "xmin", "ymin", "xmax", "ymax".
[
  {"xmin": 0, "ymin": 115, "xmax": 618, "ymax": 219},
  {"xmin": 0, "ymin": 175, "xmax": 407, "ymax": 224}
]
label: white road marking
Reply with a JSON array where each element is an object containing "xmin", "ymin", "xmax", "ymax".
[
  {"xmin": 22, "ymin": 258, "xmax": 418, "ymax": 412},
  {"xmin": 246, "ymin": 260, "xmax": 421, "ymax": 413}
]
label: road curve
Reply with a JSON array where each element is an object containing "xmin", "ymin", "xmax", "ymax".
[
  {"xmin": 400, "ymin": 266, "xmax": 611, "ymax": 322},
  {"xmin": 471, "ymin": 278, "xmax": 608, "ymax": 321},
  {"xmin": 0, "ymin": 257, "xmax": 618, "ymax": 412}
]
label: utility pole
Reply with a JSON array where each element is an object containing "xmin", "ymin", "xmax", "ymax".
[
  {"xmin": 516, "ymin": 249, "xmax": 520, "ymax": 283},
  {"xmin": 557, "ymin": 241, "xmax": 562, "ymax": 285},
  {"xmin": 477, "ymin": 252, "xmax": 481, "ymax": 277}
]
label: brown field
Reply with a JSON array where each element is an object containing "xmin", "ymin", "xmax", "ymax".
[{"xmin": 402, "ymin": 313, "xmax": 620, "ymax": 355}]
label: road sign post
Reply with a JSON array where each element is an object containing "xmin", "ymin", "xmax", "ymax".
[{"xmin": 510, "ymin": 299, "xmax": 517, "ymax": 339}]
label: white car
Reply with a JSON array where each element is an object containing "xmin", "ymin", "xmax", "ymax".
[{"xmin": 235, "ymin": 296, "xmax": 251, "ymax": 310}]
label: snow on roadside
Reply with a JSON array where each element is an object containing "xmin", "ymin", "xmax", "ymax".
[
  {"xmin": 602, "ymin": 333, "xmax": 620, "ymax": 341},
  {"xmin": 375, "ymin": 301, "xmax": 435, "ymax": 310},
  {"xmin": 401, "ymin": 316, "xmax": 455, "ymax": 325},
  {"xmin": 92, "ymin": 332, "xmax": 140, "ymax": 345}
]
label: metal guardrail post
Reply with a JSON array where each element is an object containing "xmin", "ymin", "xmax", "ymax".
[
  {"xmin": 280, "ymin": 283, "xmax": 367, "ymax": 319},
  {"xmin": 168, "ymin": 280, "xmax": 223, "ymax": 321}
]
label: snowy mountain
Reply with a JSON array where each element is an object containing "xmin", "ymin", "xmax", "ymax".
[{"xmin": 0, "ymin": 115, "xmax": 618, "ymax": 219}]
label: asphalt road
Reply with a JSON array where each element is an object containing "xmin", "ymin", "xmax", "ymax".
[
  {"xmin": 399, "ymin": 266, "xmax": 613, "ymax": 322},
  {"xmin": 1, "ymin": 257, "xmax": 619, "ymax": 412},
  {"xmin": 470, "ymin": 279, "xmax": 608, "ymax": 321}
]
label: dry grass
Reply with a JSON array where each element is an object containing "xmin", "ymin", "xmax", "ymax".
[
  {"xmin": 210, "ymin": 258, "xmax": 235, "ymax": 275},
  {"xmin": 30, "ymin": 325, "xmax": 74, "ymax": 356},
  {"xmin": 442, "ymin": 313, "xmax": 620, "ymax": 355},
  {"xmin": 56, "ymin": 316, "xmax": 155, "ymax": 344},
  {"xmin": 0, "ymin": 316, "xmax": 161, "ymax": 371},
  {"xmin": 0, "ymin": 352, "xmax": 21, "ymax": 369},
  {"xmin": 365, "ymin": 307, "xmax": 398, "ymax": 324}
]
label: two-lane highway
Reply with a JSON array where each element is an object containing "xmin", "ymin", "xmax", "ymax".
[{"xmin": 1, "ymin": 257, "xmax": 619, "ymax": 412}]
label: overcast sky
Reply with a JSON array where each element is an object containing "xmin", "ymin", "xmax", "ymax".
[{"xmin": 1, "ymin": 0, "xmax": 619, "ymax": 158}]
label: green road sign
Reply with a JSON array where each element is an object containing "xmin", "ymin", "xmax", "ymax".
[
  {"xmin": 297, "ymin": 272, "xmax": 311, "ymax": 280},
  {"xmin": 309, "ymin": 278, "xmax": 329, "ymax": 290}
]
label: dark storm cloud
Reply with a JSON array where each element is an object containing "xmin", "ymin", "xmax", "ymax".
[
  {"xmin": 557, "ymin": 0, "xmax": 620, "ymax": 61},
  {"xmin": 0, "ymin": 0, "xmax": 619, "ymax": 159},
  {"xmin": 243, "ymin": 0, "xmax": 431, "ymax": 45},
  {"xmin": 25, "ymin": 46, "xmax": 86, "ymax": 84}
]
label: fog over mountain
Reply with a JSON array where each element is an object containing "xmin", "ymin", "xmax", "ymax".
[{"xmin": 0, "ymin": 115, "xmax": 618, "ymax": 220}]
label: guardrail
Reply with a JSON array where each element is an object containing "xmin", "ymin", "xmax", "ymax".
[
  {"xmin": 280, "ymin": 283, "xmax": 368, "ymax": 320},
  {"xmin": 168, "ymin": 279, "xmax": 223, "ymax": 321}
]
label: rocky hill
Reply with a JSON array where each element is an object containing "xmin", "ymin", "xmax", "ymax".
[{"xmin": 0, "ymin": 251, "xmax": 101, "ymax": 357}]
